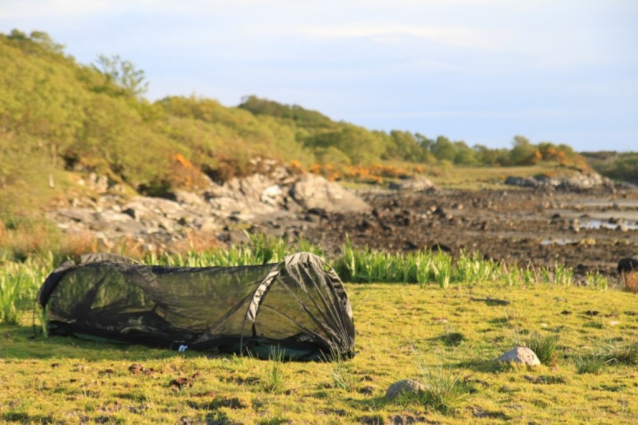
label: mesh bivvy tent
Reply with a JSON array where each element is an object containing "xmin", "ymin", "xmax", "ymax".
[{"xmin": 37, "ymin": 252, "xmax": 355, "ymax": 360}]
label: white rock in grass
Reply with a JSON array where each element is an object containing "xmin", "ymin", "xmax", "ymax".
[
  {"xmin": 496, "ymin": 347, "xmax": 541, "ymax": 366},
  {"xmin": 385, "ymin": 379, "xmax": 425, "ymax": 400}
]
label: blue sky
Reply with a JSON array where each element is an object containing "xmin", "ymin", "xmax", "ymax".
[{"xmin": 1, "ymin": 0, "xmax": 637, "ymax": 151}]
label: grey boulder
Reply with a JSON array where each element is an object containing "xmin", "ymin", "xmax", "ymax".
[
  {"xmin": 385, "ymin": 379, "xmax": 425, "ymax": 400},
  {"xmin": 496, "ymin": 347, "xmax": 541, "ymax": 366},
  {"xmin": 290, "ymin": 174, "xmax": 371, "ymax": 214}
]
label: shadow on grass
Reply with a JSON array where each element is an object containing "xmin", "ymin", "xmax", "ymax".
[
  {"xmin": 1, "ymin": 412, "xmax": 54, "ymax": 424},
  {"xmin": 345, "ymin": 392, "xmax": 474, "ymax": 423},
  {"xmin": 0, "ymin": 324, "xmax": 225, "ymax": 361},
  {"xmin": 437, "ymin": 357, "xmax": 516, "ymax": 376},
  {"xmin": 427, "ymin": 332, "xmax": 465, "ymax": 347}
]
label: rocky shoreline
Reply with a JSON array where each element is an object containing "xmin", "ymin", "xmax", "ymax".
[{"xmin": 46, "ymin": 169, "xmax": 638, "ymax": 277}]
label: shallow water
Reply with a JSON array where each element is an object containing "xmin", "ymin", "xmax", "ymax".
[
  {"xmin": 540, "ymin": 238, "xmax": 575, "ymax": 246},
  {"xmin": 548, "ymin": 209, "xmax": 638, "ymax": 223},
  {"xmin": 579, "ymin": 218, "xmax": 638, "ymax": 231},
  {"xmin": 568, "ymin": 199, "xmax": 638, "ymax": 208}
]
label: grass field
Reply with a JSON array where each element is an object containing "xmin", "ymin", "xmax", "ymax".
[{"xmin": 1, "ymin": 282, "xmax": 636, "ymax": 424}]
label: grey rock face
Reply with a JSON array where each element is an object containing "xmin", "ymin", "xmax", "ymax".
[
  {"xmin": 389, "ymin": 176, "xmax": 435, "ymax": 192},
  {"xmin": 384, "ymin": 379, "xmax": 425, "ymax": 400},
  {"xmin": 173, "ymin": 190, "xmax": 206, "ymax": 206},
  {"xmin": 206, "ymin": 174, "xmax": 282, "ymax": 219},
  {"xmin": 505, "ymin": 172, "xmax": 615, "ymax": 192},
  {"xmin": 496, "ymin": 347, "xmax": 541, "ymax": 366},
  {"xmin": 46, "ymin": 170, "xmax": 372, "ymax": 248},
  {"xmin": 291, "ymin": 174, "xmax": 371, "ymax": 214},
  {"xmin": 504, "ymin": 176, "xmax": 540, "ymax": 188}
]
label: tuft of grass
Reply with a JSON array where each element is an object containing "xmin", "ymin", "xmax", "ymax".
[
  {"xmin": 521, "ymin": 265, "xmax": 537, "ymax": 286},
  {"xmin": 554, "ymin": 263, "xmax": 573, "ymax": 286},
  {"xmin": 453, "ymin": 251, "xmax": 499, "ymax": 285},
  {"xmin": 574, "ymin": 355, "xmax": 605, "ymax": 374},
  {"xmin": 259, "ymin": 347, "xmax": 288, "ymax": 394},
  {"xmin": 329, "ymin": 350, "xmax": 357, "ymax": 391},
  {"xmin": 407, "ymin": 349, "xmax": 474, "ymax": 414},
  {"xmin": 502, "ymin": 261, "xmax": 521, "ymax": 286},
  {"xmin": 431, "ymin": 252, "xmax": 452, "ymax": 289},
  {"xmin": 596, "ymin": 339, "xmax": 638, "ymax": 366},
  {"xmin": 539, "ymin": 267, "xmax": 553, "ymax": 284},
  {"xmin": 585, "ymin": 271, "xmax": 609, "ymax": 290},
  {"xmin": 34, "ymin": 303, "xmax": 49, "ymax": 337},
  {"xmin": 527, "ymin": 332, "xmax": 560, "ymax": 366}
]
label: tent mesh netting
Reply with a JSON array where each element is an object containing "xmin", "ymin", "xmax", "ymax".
[{"xmin": 37, "ymin": 252, "xmax": 355, "ymax": 360}]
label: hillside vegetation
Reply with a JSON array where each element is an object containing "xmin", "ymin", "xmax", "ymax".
[
  {"xmin": 582, "ymin": 152, "xmax": 638, "ymax": 184},
  {"xmin": 0, "ymin": 30, "xmax": 597, "ymax": 214}
]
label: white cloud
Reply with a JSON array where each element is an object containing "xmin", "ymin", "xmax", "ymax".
[
  {"xmin": 0, "ymin": 0, "xmax": 114, "ymax": 20},
  {"xmin": 297, "ymin": 24, "xmax": 502, "ymax": 50}
]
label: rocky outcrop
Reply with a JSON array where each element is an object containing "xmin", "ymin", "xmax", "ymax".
[
  {"xmin": 505, "ymin": 173, "xmax": 615, "ymax": 192},
  {"xmin": 46, "ymin": 171, "xmax": 371, "ymax": 249},
  {"xmin": 389, "ymin": 176, "xmax": 435, "ymax": 192},
  {"xmin": 291, "ymin": 174, "xmax": 371, "ymax": 214}
]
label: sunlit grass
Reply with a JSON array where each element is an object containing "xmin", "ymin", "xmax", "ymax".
[{"xmin": 0, "ymin": 282, "xmax": 636, "ymax": 423}]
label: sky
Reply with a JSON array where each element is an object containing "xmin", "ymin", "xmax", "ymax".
[{"xmin": 1, "ymin": 0, "xmax": 637, "ymax": 151}]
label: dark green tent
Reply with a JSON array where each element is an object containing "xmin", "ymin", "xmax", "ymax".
[{"xmin": 37, "ymin": 252, "xmax": 355, "ymax": 360}]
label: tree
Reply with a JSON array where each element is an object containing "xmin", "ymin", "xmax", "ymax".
[
  {"xmin": 509, "ymin": 135, "xmax": 538, "ymax": 165},
  {"xmin": 304, "ymin": 124, "xmax": 387, "ymax": 165},
  {"xmin": 28, "ymin": 31, "xmax": 65, "ymax": 54},
  {"xmin": 92, "ymin": 54, "xmax": 149, "ymax": 98},
  {"xmin": 431, "ymin": 136, "xmax": 457, "ymax": 162},
  {"xmin": 453, "ymin": 141, "xmax": 477, "ymax": 165},
  {"xmin": 388, "ymin": 130, "xmax": 424, "ymax": 162}
]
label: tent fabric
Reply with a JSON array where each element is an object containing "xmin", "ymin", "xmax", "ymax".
[{"xmin": 37, "ymin": 252, "xmax": 355, "ymax": 360}]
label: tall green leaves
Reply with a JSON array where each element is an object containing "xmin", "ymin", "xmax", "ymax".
[{"xmin": 0, "ymin": 275, "xmax": 20, "ymax": 324}]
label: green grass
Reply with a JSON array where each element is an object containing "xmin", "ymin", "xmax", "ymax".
[
  {"xmin": 574, "ymin": 355, "xmax": 606, "ymax": 375},
  {"xmin": 0, "ymin": 237, "xmax": 636, "ymax": 422},
  {"xmin": 0, "ymin": 284, "xmax": 636, "ymax": 423}
]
